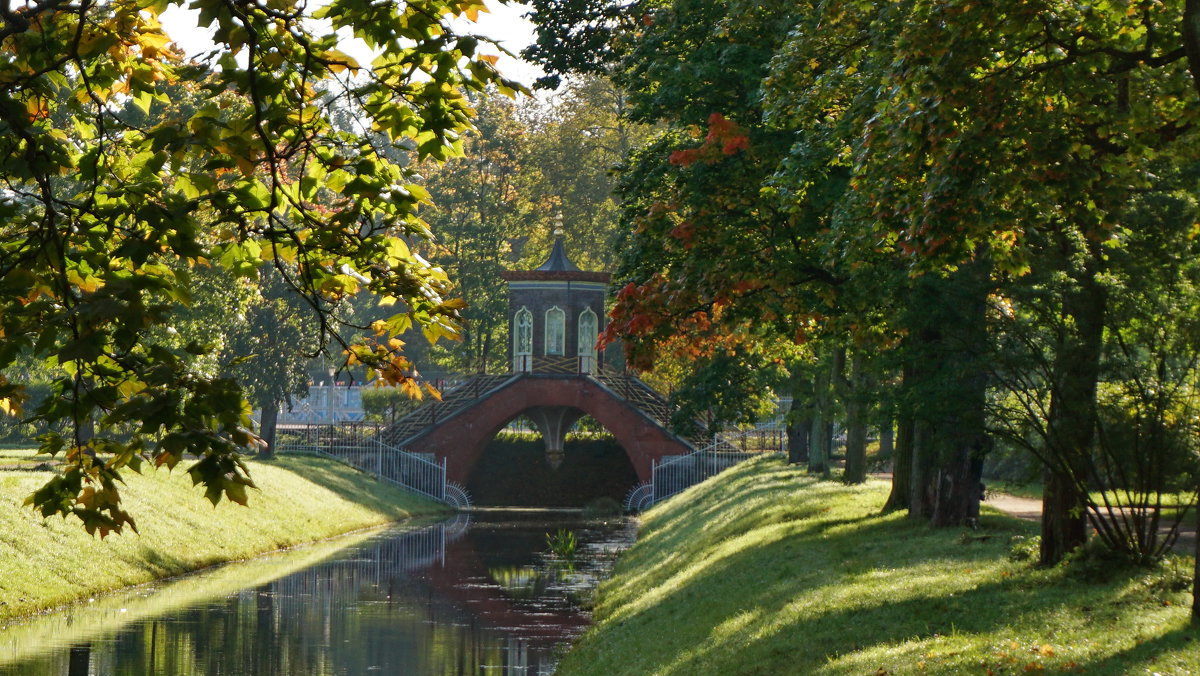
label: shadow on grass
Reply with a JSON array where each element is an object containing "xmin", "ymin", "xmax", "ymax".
[
  {"xmin": 1074, "ymin": 626, "xmax": 1198, "ymax": 674},
  {"xmin": 568, "ymin": 458, "xmax": 1187, "ymax": 676}
]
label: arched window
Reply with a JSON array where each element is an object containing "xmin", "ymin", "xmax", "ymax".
[
  {"xmin": 545, "ymin": 306, "xmax": 566, "ymax": 356},
  {"xmin": 513, "ymin": 307, "xmax": 533, "ymax": 371},
  {"xmin": 578, "ymin": 307, "xmax": 598, "ymax": 373}
]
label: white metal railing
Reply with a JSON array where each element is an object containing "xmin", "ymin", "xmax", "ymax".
[
  {"xmin": 277, "ymin": 423, "xmax": 462, "ymax": 506},
  {"xmin": 648, "ymin": 440, "xmax": 766, "ymax": 506},
  {"xmin": 623, "ymin": 482, "xmax": 654, "ymax": 512}
]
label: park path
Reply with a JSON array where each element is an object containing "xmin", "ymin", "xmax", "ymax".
[
  {"xmin": 984, "ymin": 491, "xmax": 1197, "ymax": 554},
  {"xmin": 867, "ymin": 474, "xmax": 1195, "ymax": 552}
]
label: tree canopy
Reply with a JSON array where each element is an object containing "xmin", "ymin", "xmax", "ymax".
[
  {"xmin": 0, "ymin": 0, "xmax": 517, "ymax": 534},
  {"xmin": 527, "ymin": 0, "xmax": 1200, "ymax": 581}
]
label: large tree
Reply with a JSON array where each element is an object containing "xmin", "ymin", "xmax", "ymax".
[
  {"xmin": 0, "ymin": 0, "xmax": 515, "ymax": 533},
  {"xmin": 796, "ymin": 0, "xmax": 1200, "ymax": 561}
]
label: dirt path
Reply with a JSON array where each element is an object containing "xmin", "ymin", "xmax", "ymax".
[
  {"xmin": 983, "ymin": 491, "xmax": 1196, "ymax": 554},
  {"xmin": 984, "ymin": 492, "xmax": 1043, "ymax": 521}
]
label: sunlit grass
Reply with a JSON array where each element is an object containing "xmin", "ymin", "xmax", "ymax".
[
  {"xmin": 0, "ymin": 455, "xmax": 443, "ymax": 621},
  {"xmin": 0, "ymin": 526, "xmax": 386, "ymax": 666},
  {"xmin": 557, "ymin": 456, "xmax": 1198, "ymax": 676}
]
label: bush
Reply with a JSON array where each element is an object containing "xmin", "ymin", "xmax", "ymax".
[
  {"xmin": 1007, "ymin": 535, "xmax": 1040, "ymax": 562},
  {"xmin": 1060, "ymin": 537, "xmax": 1140, "ymax": 582},
  {"xmin": 582, "ymin": 496, "xmax": 623, "ymax": 519}
]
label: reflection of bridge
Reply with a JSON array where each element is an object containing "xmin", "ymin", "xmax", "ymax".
[{"xmin": 262, "ymin": 516, "xmax": 610, "ymax": 675}]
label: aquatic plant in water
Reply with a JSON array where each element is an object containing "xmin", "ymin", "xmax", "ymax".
[{"xmin": 546, "ymin": 528, "xmax": 578, "ymax": 562}]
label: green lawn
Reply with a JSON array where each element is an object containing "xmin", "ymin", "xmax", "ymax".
[
  {"xmin": 0, "ymin": 454, "xmax": 444, "ymax": 621},
  {"xmin": 558, "ymin": 456, "xmax": 1198, "ymax": 676}
]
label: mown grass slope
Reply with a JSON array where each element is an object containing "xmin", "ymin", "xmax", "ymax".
[
  {"xmin": 558, "ymin": 456, "xmax": 1197, "ymax": 676},
  {"xmin": 0, "ymin": 453, "xmax": 442, "ymax": 621}
]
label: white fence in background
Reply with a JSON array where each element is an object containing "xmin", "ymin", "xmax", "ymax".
[{"xmin": 277, "ymin": 423, "xmax": 470, "ymax": 509}]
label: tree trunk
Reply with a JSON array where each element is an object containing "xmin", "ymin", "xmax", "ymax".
[
  {"xmin": 1040, "ymin": 469, "xmax": 1088, "ymax": 565},
  {"xmin": 930, "ymin": 276, "xmax": 990, "ymax": 528},
  {"xmin": 882, "ymin": 414, "xmax": 913, "ymax": 513},
  {"xmin": 786, "ymin": 410, "xmax": 811, "ymax": 465},
  {"xmin": 902, "ymin": 259, "xmax": 992, "ymax": 525},
  {"xmin": 785, "ymin": 369, "xmax": 813, "ymax": 465},
  {"xmin": 259, "ymin": 398, "xmax": 279, "ymax": 459},
  {"xmin": 808, "ymin": 352, "xmax": 832, "ymax": 476},
  {"xmin": 879, "ymin": 419, "xmax": 894, "ymax": 459},
  {"xmin": 1040, "ymin": 246, "xmax": 1106, "ymax": 564},
  {"xmin": 809, "ymin": 408, "xmax": 829, "ymax": 475},
  {"xmin": 843, "ymin": 351, "xmax": 868, "ymax": 484},
  {"xmin": 1193, "ymin": 477, "xmax": 1199, "ymax": 623},
  {"xmin": 1183, "ymin": 0, "xmax": 1200, "ymax": 97},
  {"xmin": 930, "ymin": 435, "xmax": 987, "ymax": 527},
  {"xmin": 909, "ymin": 419, "xmax": 936, "ymax": 518}
]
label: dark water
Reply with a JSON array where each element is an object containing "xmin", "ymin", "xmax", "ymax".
[{"xmin": 0, "ymin": 510, "xmax": 635, "ymax": 675}]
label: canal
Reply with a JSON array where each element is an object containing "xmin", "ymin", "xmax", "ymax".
[{"xmin": 0, "ymin": 510, "xmax": 636, "ymax": 675}]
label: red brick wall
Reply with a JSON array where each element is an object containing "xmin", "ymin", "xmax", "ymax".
[{"xmin": 407, "ymin": 376, "xmax": 692, "ymax": 483}]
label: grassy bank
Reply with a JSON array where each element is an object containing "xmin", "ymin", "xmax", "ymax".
[
  {"xmin": 0, "ymin": 453, "xmax": 442, "ymax": 621},
  {"xmin": 559, "ymin": 456, "xmax": 1198, "ymax": 676}
]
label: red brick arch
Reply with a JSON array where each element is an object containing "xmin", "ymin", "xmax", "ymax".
[{"xmin": 403, "ymin": 376, "xmax": 693, "ymax": 483}]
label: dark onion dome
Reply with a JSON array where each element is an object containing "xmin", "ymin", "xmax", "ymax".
[
  {"xmin": 502, "ymin": 233, "xmax": 609, "ymax": 283},
  {"xmin": 536, "ymin": 235, "xmax": 581, "ymax": 272}
]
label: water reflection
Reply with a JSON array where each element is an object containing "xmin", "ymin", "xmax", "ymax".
[{"xmin": 0, "ymin": 510, "xmax": 633, "ymax": 675}]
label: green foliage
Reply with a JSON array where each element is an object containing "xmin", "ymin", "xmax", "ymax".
[
  {"xmin": 1007, "ymin": 535, "xmax": 1041, "ymax": 563},
  {"xmin": 667, "ymin": 348, "xmax": 785, "ymax": 438},
  {"xmin": 360, "ymin": 386, "xmax": 418, "ymax": 423},
  {"xmin": 0, "ymin": 0, "xmax": 516, "ymax": 533},
  {"xmin": 582, "ymin": 496, "xmax": 624, "ymax": 519},
  {"xmin": 418, "ymin": 92, "xmax": 530, "ymax": 374},
  {"xmin": 546, "ymin": 528, "xmax": 578, "ymax": 561},
  {"xmin": 414, "ymin": 80, "xmax": 649, "ymax": 376}
]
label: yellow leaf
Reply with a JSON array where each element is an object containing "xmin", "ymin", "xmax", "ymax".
[
  {"xmin": 235, "ymin": 155, "xmax": 256, "ymax": 177},
  {"xmin": 478, "ymin": 54, "xmax": 500, "ymax": 66},
  {"xmin": 399, "ymin": 378, "xmax": 423, "ymax": 401},
  {"xmin": 461, "ymin": 0, "xmax": 488, "ymax": 21},
  {"xmin": 0, "ymin": 397, "xmax": 22, "ymax": 417},
  {"xmin": 323, "ymin": 49, "xmax": 361, "ymax": 74}
]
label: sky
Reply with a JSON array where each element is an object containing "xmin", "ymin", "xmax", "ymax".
[{"xmin": 159, "ymin": 0, "xmax": 545, "ymax": 89}]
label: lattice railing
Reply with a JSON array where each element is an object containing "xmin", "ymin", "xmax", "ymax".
[
  {"xmin": 376, "ymin": 374, "xmax": 518, "ymax": 448},
  {"xmin": 647, "ymin": 441, "xmax": 769, "ymax": 507},
  {"xmin": 277, "ymin": 423, "xmax": 468, "ymax": 508}
]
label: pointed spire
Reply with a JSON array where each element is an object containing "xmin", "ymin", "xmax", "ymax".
[{"xmin": 535, "ymin": 213, "xmax": 580, "ymax": 272}]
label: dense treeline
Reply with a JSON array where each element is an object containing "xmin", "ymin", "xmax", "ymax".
[{"xmin": 525, "ymin": 0, "xmax": 1200, "ymax": 613}]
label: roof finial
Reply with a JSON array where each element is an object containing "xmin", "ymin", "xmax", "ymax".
[{"xmin": 553, "ymin": 211, "xmax": 564, "ymax": 237}]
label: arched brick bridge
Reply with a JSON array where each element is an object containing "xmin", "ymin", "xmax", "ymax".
[{"xmin": 378, "ymin": 373, "xmax": 695, "ymax": 484}]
